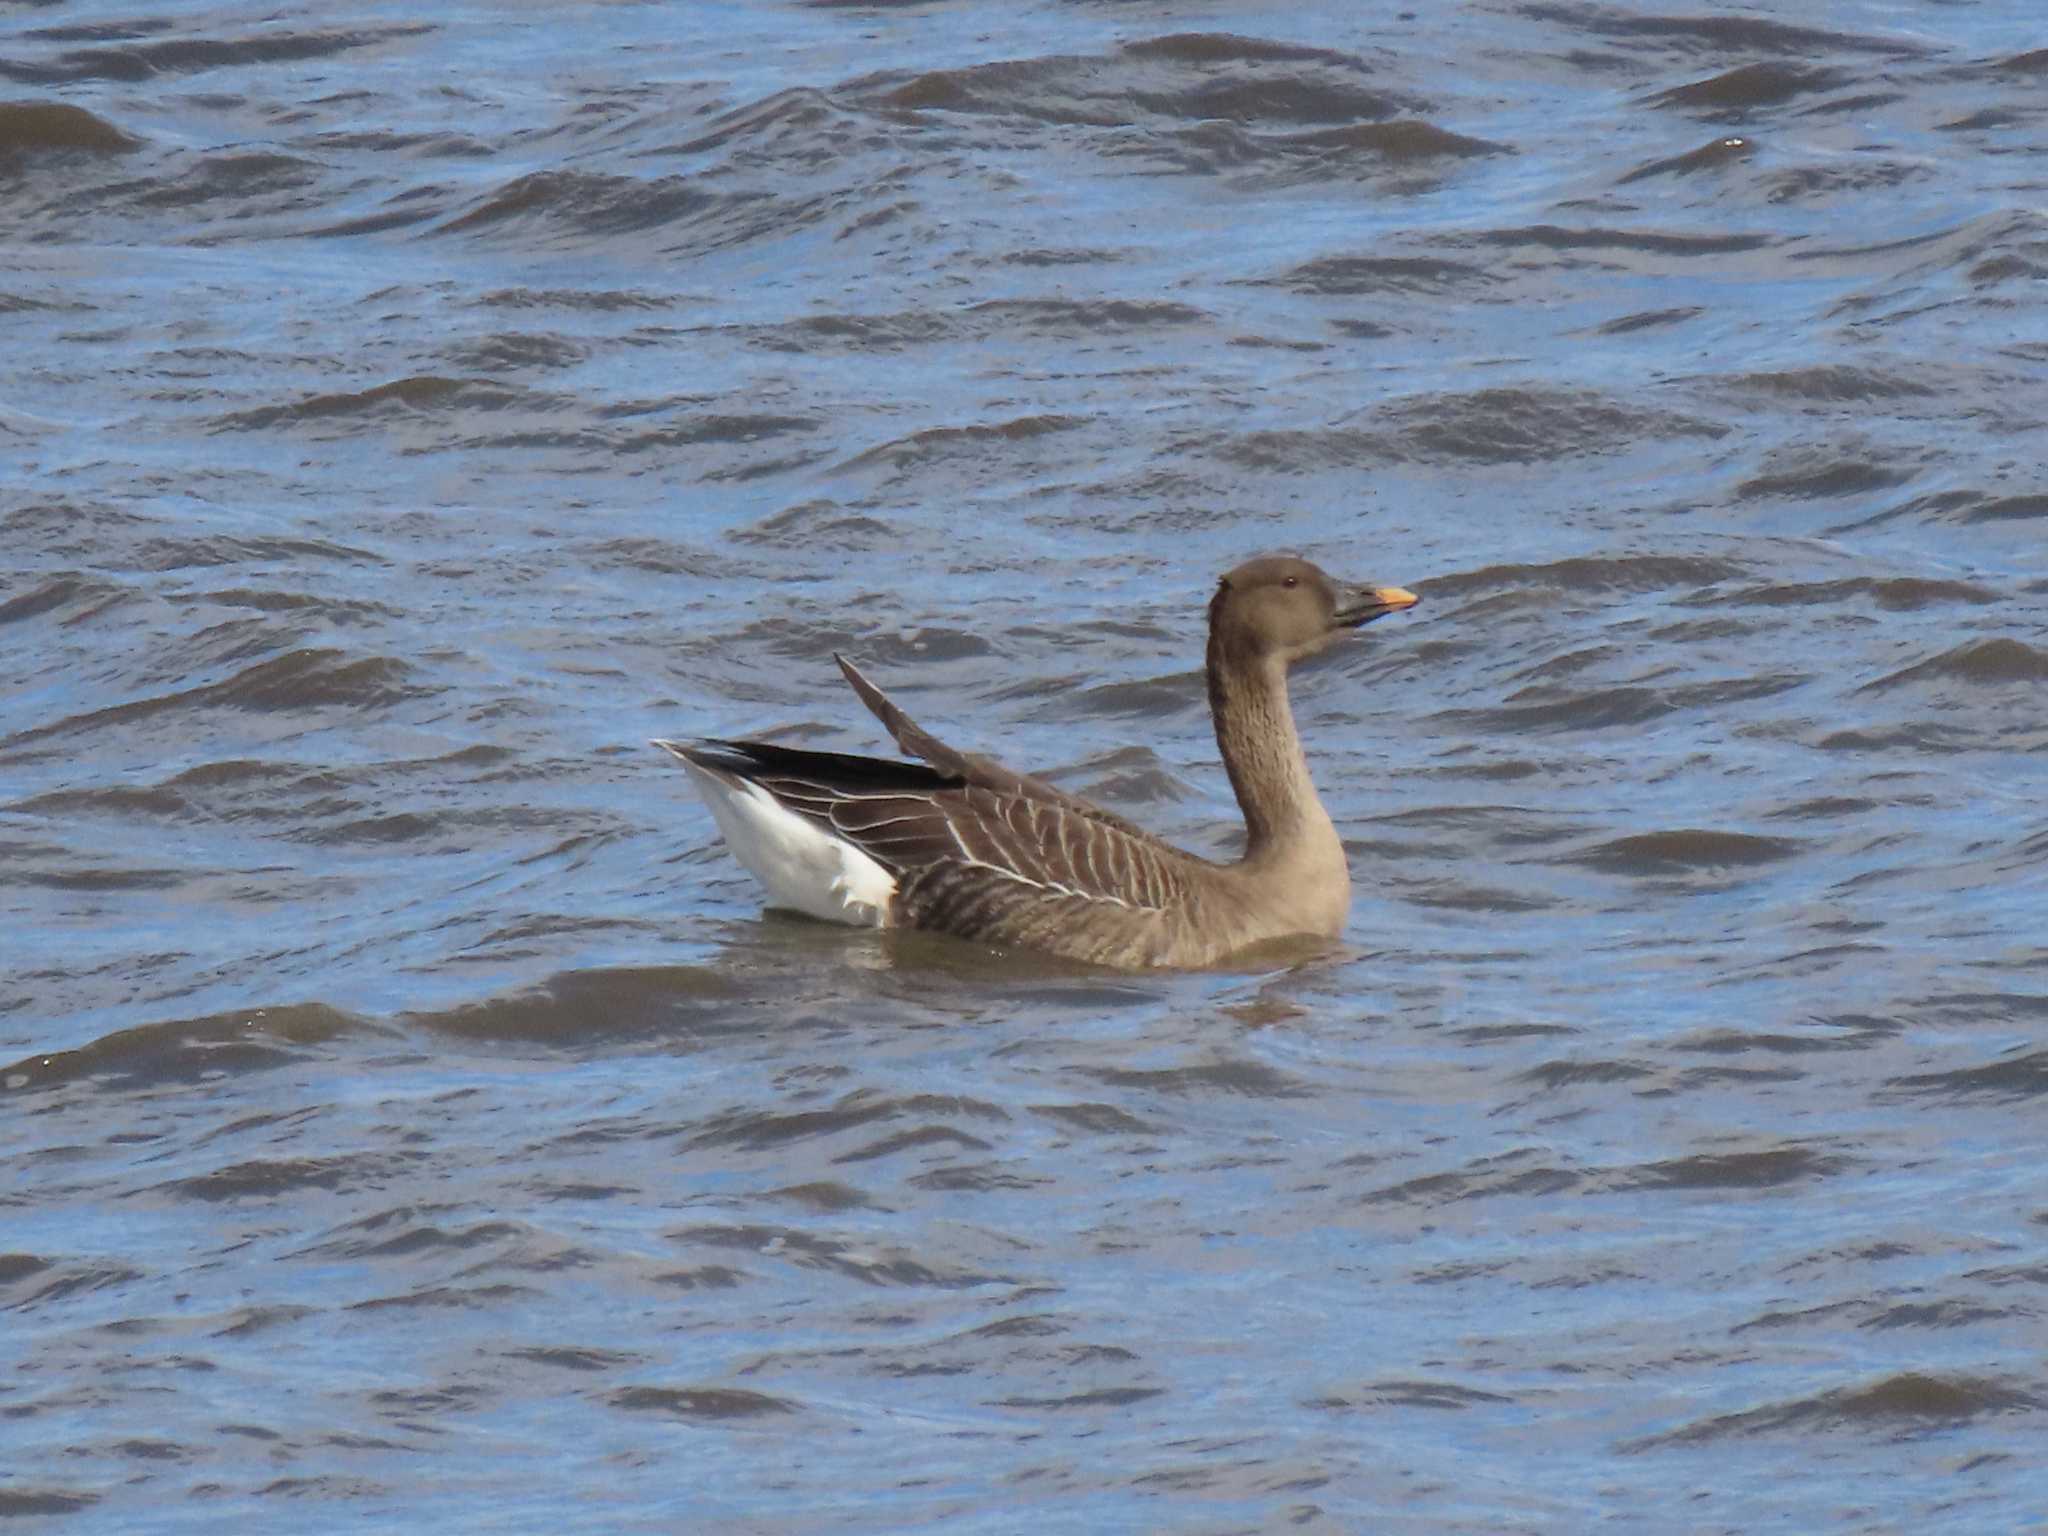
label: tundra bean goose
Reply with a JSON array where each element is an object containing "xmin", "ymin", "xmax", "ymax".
[{"xmin": 655, "ymin": 554, "xmax": 1419, "ymax": 968}]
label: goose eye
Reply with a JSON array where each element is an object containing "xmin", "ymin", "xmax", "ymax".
[{"xmin": 1282, "ymin": 576, "xmax": 1298, "ymax": 589}]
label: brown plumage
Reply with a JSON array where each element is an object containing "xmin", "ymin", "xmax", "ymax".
[{"xmin": 657, "ymin": 554, "xmax": 1418, "ymax": 968}]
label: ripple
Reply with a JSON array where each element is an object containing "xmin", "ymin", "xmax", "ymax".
[
  {"xmin": 1562, "ymin": 829, "xmax": 1800, "ymax": 876},
  {"xmin": 1616, "ymin": 134, "xmax": 1756, "ymax": 183},
  {"xmin": 1615, "ymin": 1144, "xmax": 1846, "ymax": 1190},
  {"xmin": 131, "ymin": 151, "xmax": 324, "ymax": 211},
  {"xmin": 1434, "ymin": 554, "xmax": 1747, "ymax": 597},
  {"xmin": 1516, "ymin": 7, "xmax": 1930, "ymax": 60},
  {"xmin": 1260, "ymin": 253, "xmax": 1492, "ymax": 296},
  {"xmin": 1361, "ymin": 1150, "xmax": 1583, "ymax": 1205},
  {"xmin": 1378, "ymin": 387, "xmax": 1728, "ymax": 463},
  {"xmin": 1651, "ymin": 63, "xmax": 1851, "ymax": 114},
  {"xmin": 164, "ymin": 1156, "xmax": 392, "ymax": 1202},
  {"xmin": 0, "ymin": 575, "xmax": 129, "ymax": 626},
  {"xmin": 1029, "ymin": 1102, "xmax": 1157, "ymax": 1136},
  {"xmin": 859, "ymin": 33, "xmax": 1415, "ymax": 131},
  {"xmin": 1594, "ymin": 305, "xmax": 1703, "ymax": 334},
  {"xmin": 1713, "ymin": 364, "xmax": 1939, "ymax": 401},
  {"xmin": 1, "ymin": 1257, "xmax": 141, "ymax": 1307},
  {"xmin": 667, "ymin": 1222, "xmax": 1001, "ymax": 1288},
  {"xmin": 503, "ymin": 1346, "xmax": 645, "ymax": 1372},
  {"xmin": 212, "ymin": 376, "xmax": 540, "ymax": 432},
  {"xmin": 412, "ymin": 965, "xmax": 735, "ymax": 1044},
  {"xmin": 1466, "ymin": 225, "xmax": 1774, "ymax": 258},
  {"xmin": 840, "ymin": 413, "xmax": 1088, "ymax": 472},
  {"xmin": 1636, "ymin": 1372, "xmax": 2039, "ymax": 1447},
  {"xmin": 0, "ymin": 100, "xmax": 141, "ymax": 158},
  {"xmin": 1266, "ymin": 118, "xmax": 1505, "ymax": 161},
  {"xmin": 1086, "ymin": 1055, "xmax": 1312, "ymax": 1099},
  {"xmin": 440, "ymin": 169, "xmax": 733, "ymax": 239},
  {"xmin": 0, "ymin": 1491, "xmax": 99, "ymax": 1517},
  {"xmin": 1881, "ymin": 1049, "xmax": 2048, "ymax": 1104},
  {"xmin": 290, "ymin": 1213, "xmax": 545, "ymax": 1262},
  {"xmin": 2, "ymin": 1003, "xmax": 361, "ymax": 1095},
  {"xmin": 1863, "ymin": 638, "xmax": 2048, "ymax": 691},
  {"xmin": 966, "ymin": 297, "xmax": 1210, "ymax": 334},
  {"xmin": 610, "ymin": 1385, "xmax": 797, "ymax": 1419},
  {"xmin": 1444, "ymin": 686, "xmax": 1677, "ymax": 734},
  {"xmin": 1958, "ymin": 494, "xmax": 2048, "ymax": 524},
  {"xmin": 1313, "ymin": 1379, "xmax": 1516, "ymax": 1410},
  {"xmin": 1737, "ymin": 452, "xmax": 1915, "ymax": 500},
  {"xmin": 1678, "ymin": 575, "xmax": 1996, "ymax": 611},
  {"xmin": 0, "ymin": 24, "xmax": 435, "ymax": 86}
]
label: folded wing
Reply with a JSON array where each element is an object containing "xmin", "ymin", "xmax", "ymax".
[{"xmin": 684, "ymin": 737, "xmax": 1197, "ymax": 932}]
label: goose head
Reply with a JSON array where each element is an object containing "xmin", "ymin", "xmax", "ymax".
[{"xmin": 1208, "ymin": 554, "xmax": 1418, "ymax": 668}]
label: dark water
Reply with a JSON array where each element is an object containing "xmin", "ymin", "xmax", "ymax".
[{"xmin": 6, "ymin": 0, "xmax": 2048, "ymax": 1527}]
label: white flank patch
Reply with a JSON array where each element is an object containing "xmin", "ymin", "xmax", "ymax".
[{"xmin": 675, "ymin": 756, "xmax": 894, "ymax": 927}]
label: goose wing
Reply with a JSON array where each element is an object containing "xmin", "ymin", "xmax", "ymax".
[
  {"xmin": 683, "ymin": 738, "xmax": 1198, "ymax": 922},
  {"xmin": 833, "ymin": 654, "xmax": 1153, "ymax": 841}
]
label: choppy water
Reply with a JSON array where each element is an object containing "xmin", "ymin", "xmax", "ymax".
[{"xmin": 6, "ymin": 1, "xmax": 2048, "ymax": 1528}]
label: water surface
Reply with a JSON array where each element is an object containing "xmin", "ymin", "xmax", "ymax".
[{"xmin": 5, "ymin": 1, "xmax": 2048, "ymax": 1528}]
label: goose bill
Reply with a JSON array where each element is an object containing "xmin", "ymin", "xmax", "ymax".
[{"xmin": 1334, "ymin": 585, "xmax": 1420, "ymax": 627}]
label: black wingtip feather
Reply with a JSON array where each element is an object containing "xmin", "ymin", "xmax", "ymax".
[{"xmin": 688, "ymin": 736, "xmax": 960, "ymax": 793}]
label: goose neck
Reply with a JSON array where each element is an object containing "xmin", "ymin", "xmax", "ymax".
[{"xmin": 1206, "ymin": 645, "xmax": 1334, "ymax": 863}]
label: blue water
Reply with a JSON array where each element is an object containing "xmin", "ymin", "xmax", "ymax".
[{"xmin": 6, "ymin": 0, "xmax": 2048, "ymax": 1529}]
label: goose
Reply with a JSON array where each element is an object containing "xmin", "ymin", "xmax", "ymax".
[{"xmin": 655, "ymin": 555, "xmax": 1418, "ymax": 968}]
